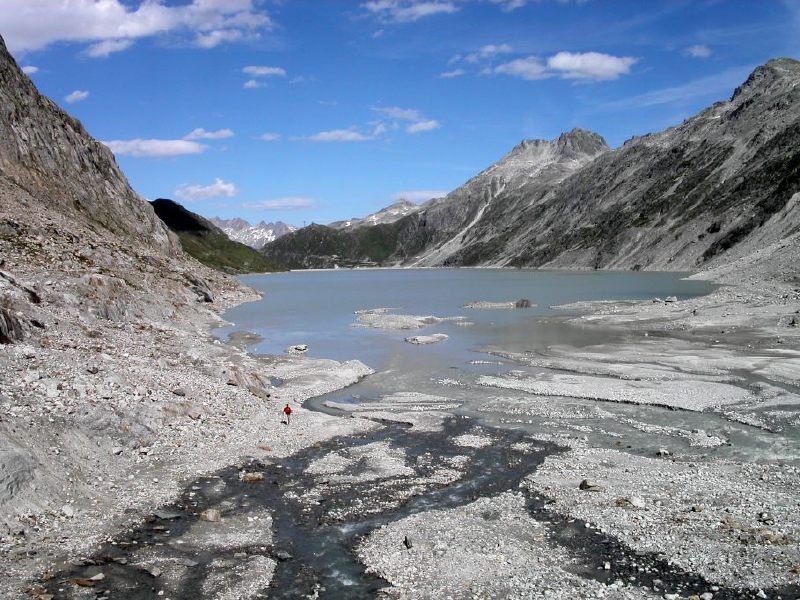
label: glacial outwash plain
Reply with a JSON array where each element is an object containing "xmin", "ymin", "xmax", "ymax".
[{"xmin": 2, "ymin": 25, "xmax": 800, "ymax": 600}]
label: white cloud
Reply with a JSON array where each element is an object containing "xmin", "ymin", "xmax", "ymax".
[
  {"xmin": 479, "ymin": 43, "xmax": 513, "ymax": 57},
  {"xmin": 363, "ymin": 1, "xmax": 458, "ymax": 23},
  {"xmin": 243, "ymin": 79, "xmax": 264, "ymax": 89},
  {"xmin": 439, "ymin": 68, "xmax": 465, "ymax": 78},
  {"xmin": 492, "ymin": 52, "xmax": 636, "ymax": 81},
  {"xmin": 64, "ymin": 90, "xmax": 89, "ymax": 103},
  {"xmin": 373, "ymin": 106, "xmax": 423, "ymax": 121},
  {"xmin": 0, "ymin": 0, "xmax": 272, "ymax": 54},
  {"xmin": 547, "ymin": 51, "xmax": 636, "ymax": 80},
  {"xmin": 407, "ymin": 119, "xmax": 441, "ymax": 133},
  {"xmin": 685, "ymin": 44, "xmax": 712, "ymax": 58},
  {"xmin": 102, "ymin": 138, "xmax": 207, "ymax": 158},
  {"xmin": 259, "ymin": 133, "xmax": 281, "ymax": 141},
  {"xmin": 243, "ymin": 197, "xmax": 315, "ymax": 210},
  {"xmin": 175, "ymin": 178, "xmax": 238, "ymax": 202},
  {"xmin": 184, "ymin": 128, "xmax": 234, "ymax": 140},
  {"xmin": 392, "ymin": 190, "xmax": 447, "ymax": 202},
  {"xmin": 303, "ymin": 129, "xmax": 374, "ymax": 142},
  {"xmin": 371, "ymin": 105, "xmax": 441, "ymax": 134},
  {"xmin": 243, "ymin": 65, "xmax": 286, "ymax": 77},
  {"xmin": 22, "ymin": 65, "xmax": 39, "ymax": 75},
  {"xmin": 493, "ymin": 56, "xmax": 548, "ymax": 80},
  {"xmin": 85, "ymin": 38, "xmax": 133, "ymax": 58},
  {"xmin": 196, "ymin": 29, "xmax": 242, "ymax": 48}
]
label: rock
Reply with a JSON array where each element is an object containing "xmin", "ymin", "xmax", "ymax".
[
  {"xmin": 200, "ymin": 509, "xmax": 221, "ymax": 522},
  {"xmin": 656, "ymin": 448, "xmax": 670, "ymax": 456},
  {"xmin": 185, "ymin": 273, "xmax": 214, "ymax": 303},
  {"xmin": 0, "ymin": 307, "xmax": 27, "ymax": 343},
  {"xmin": 629, "ymin": 495, "xmax": 646, "ymax": 509},
  {"xmin": 404, "ymin": 333, "xmax": 448, "ymax": 345},
  {"xmin": 111, "ymin": 446, "xmax": 123, "ymax": 456},
  {"xmin": 664, "ymin": 594, "xmax": 679, "ymax": 600},
  {"xmin": 172, "ymin": 388, "xmax": 187, "ymax": 397},
  {"xmin": 515, "ymin": 298, "xmax": 531, "ymax": 308},
  {"xmin": 176, "ymin": 558, "xmax": 199, "ymax": 567},
  {"xmin": 285, "ymin": 344, "xmax": 308, "ymax": 355},
  {"xmin": 240, "ymin": 472, "xmax": 264, "ymax": 483},
  {"xmin": 665, "ymin": 296, "xmax": 678, "ymax": 303},
  {"xmin": 154, "ymin": 509, "xmax": 183, "ymax": 520},
  {"xmin": 579, "ymin": 479, "xmax": 603, "ymax": 491},
  {"xmin": 86, "ymin": 365, "xmax": 100, "ymax": 374},
  {"xmin": 275, "ymin": 550, "xmax": 293, "ymax": 561},
  {"xmin": 403, "ymin": 535, "xmax": 413, "ymax": 549},
  {"xmin": 652, "ymin": 297, "xmax": 663, "ymax": 303},
  {"xmin": 61, "ymin": 504, "xmax": 75, "ymax": 518},
  {"xmin": 700, "ymin": 593, "xmax": 713, "ymax": 600}
]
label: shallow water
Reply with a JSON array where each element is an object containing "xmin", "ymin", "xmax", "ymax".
[
  {"xmin": 219, "ymin": 268, "xmax": 714, "ymax": 367},
  {"xmin": 220, "ymin": 269, "xmax": 800, "ymax": 464}
]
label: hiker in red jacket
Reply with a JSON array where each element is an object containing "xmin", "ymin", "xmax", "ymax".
[{"xmin": 282, "ymin": 403, "xmax": 293, "ymax": 425}]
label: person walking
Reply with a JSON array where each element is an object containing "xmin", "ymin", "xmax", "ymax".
[{"xmin": 282, "ymin": 403, "xmax": 293, "ymax": 425}]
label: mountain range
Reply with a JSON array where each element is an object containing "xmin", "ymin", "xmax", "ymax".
[
  {"xmin": 210, "ymin": 217, "xmax": 295, "ymax": 249},
  {"xmin": 263, "ymin": 58, "xmax": 800, "ymax": 272}
]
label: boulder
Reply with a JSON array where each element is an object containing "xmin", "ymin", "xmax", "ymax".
[
  {"xmin": 185, "ymin": 273, "xmax": 214, "ymax": 303},
  {"xmin": 285, "ymin": 344, "xmax": 308, "ymax": 355},
  {"xmin": 0, "ymin": 308, "xmax": 27, "ymax": 343}
]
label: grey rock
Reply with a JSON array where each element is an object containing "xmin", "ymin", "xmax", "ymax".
[
  {"xmin": 0, "ymin": 307, "xmax": 27, "ymax": 343},
  {"xmin": 579, "ymin": 479, "xmax": 604, "ymax": 492},
  {"xmin": 275, "ymin": 549, "xmax": 293, "ymax": 561}
]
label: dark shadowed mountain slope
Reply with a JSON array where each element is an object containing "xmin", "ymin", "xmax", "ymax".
[
  {"xmin": 264, "ymin": 60, "xmax": 800, "ymax": 272},
  {"xmin": 0, "ymin": 35, "xmax": 176, "ymax": 253},
  {"xmin": 151, "ymin": 199, "xmax": 280, "ymax": 274}
]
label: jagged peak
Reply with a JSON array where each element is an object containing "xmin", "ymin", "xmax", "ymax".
[
  {"xmin": 731, "ymin": 57, "xmax": 800, "ymax": 100},
  {"xmin": 503, "ymin": 128, "xmax": 608, "ymax": 166}
]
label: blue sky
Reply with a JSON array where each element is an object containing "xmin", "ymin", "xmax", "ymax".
[{"xmin": 2, "ymin": 0, "xmax": 799, "ymax": 226}]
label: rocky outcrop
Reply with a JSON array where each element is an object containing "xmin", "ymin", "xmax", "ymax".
[
  {"xmin": 0, "ymin": 35, "xmax": 176, "ymax": 254},
  {"xmin": 264, "ymin": 59, "xmax": 800, "ymax": 273}
]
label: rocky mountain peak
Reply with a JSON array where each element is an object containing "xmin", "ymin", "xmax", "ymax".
[
  {"xmin": 731, "ymin": 57, "xmax": 800, "ymax": 101},
  {"xmin": 0, "ymin": 34, "xmax": 176, "ymax": 253}
]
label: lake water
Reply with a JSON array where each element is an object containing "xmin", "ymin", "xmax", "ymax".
[
  {"xmin": 219, "ymin": 268, "xmax": 714, "ymax": 367},
  {"xmin": 219, "ymin": 269, "xmax": 799, "ymax": 463}
]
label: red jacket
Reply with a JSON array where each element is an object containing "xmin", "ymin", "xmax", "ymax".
[{"xmin": 283, "ymin": 405, "xmax": 293, "ymax": 415}]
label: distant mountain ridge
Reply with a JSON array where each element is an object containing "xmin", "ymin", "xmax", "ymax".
[
  {"xmin": 329, "ymin": 199, "xmax": 425, "ymax": 231},
  {"xmin": 210, "ymin": 216, "xmax": 295, "ymax": 249},
  {"xmin": 263, "ymin": 59, "xmax": 800, "ymax": 272}
]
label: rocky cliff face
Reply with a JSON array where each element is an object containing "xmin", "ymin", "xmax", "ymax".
[
  {"xmin": 264, "ymin": 60, "xmax": 800, "ymax": 272},
  {"xmin": 210, "ymin": 217, "xmax": 295, "ymax": 249},
  {"xmin": 0, "ymin": 36, "xmax": 176, "ymax": 253}
]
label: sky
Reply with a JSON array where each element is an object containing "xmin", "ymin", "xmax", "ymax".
[{"xmin": 2, "ymin": 0, "xmax": 799, "ymax": 227}]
